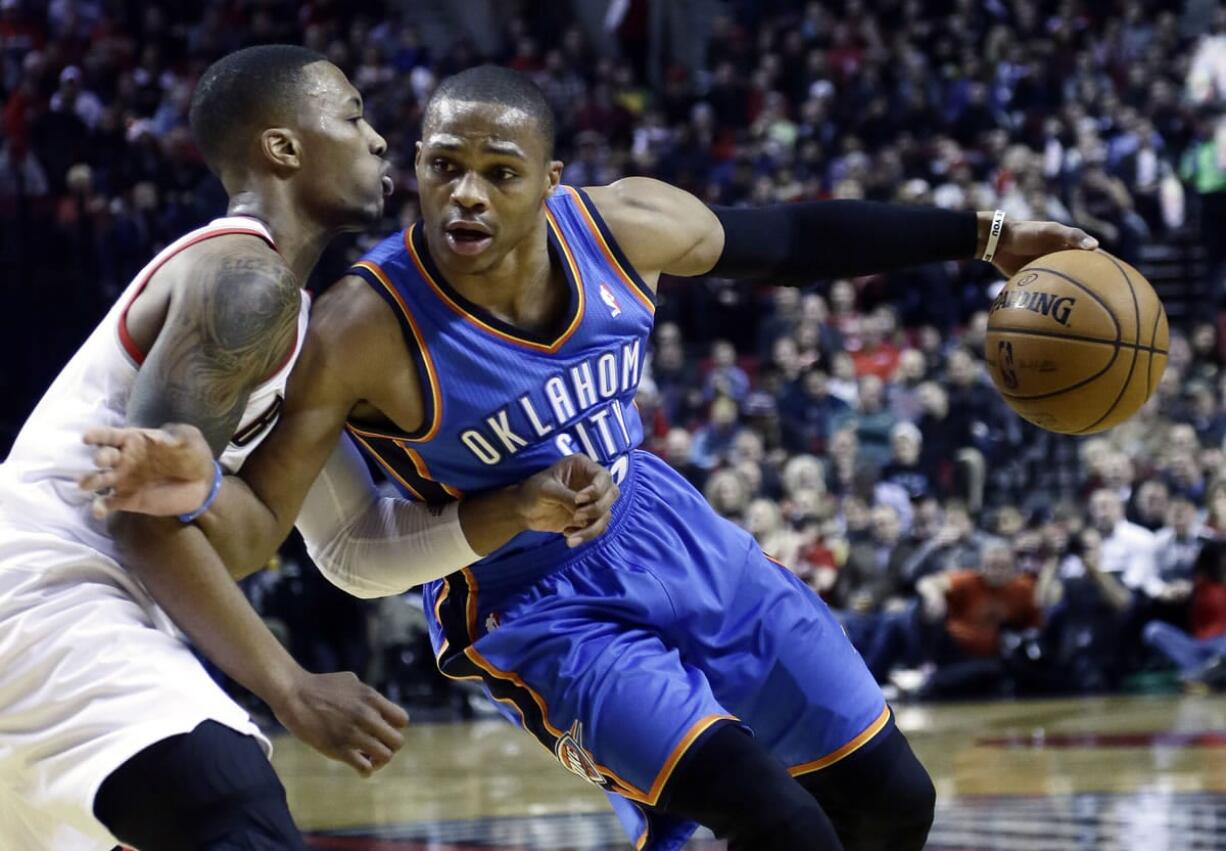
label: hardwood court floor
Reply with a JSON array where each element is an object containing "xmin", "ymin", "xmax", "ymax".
[{"xmin": 277, "ymin": 694, "xmax": 1226, "ymax": 850}]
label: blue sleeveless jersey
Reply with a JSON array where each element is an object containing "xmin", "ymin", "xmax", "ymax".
[
  {"xmin": 346, "ymin": 185, "xmax": 655, "ymax": 589},
  {"xmin": 348, "ymin": 186, "xmax": 889, "ymax": 851}
]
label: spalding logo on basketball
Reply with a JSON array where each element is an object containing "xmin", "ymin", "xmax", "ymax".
[{"xmin": 983, "ymin": 250, "xmax": 1168, "ymax": 434}]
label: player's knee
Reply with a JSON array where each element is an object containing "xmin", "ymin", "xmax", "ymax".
[
  {"xmin": 856, "ymin": 744, "xmax": 935, "ymax": 850},
  {"xmin": 887, "ymin": 764, "xmax": 936, "ymax": 847},
  {"xmin": 95, "ymin": 721, "xmax": 304, "ymax": 850},
  {"xmin": 662, "ymin": 723, "xmax": 844, "ymax": 850}
]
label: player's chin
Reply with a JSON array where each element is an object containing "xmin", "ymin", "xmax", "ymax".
[{"xmin": 345, "ymin": 197, "xmax": 385, "ymax": 228}]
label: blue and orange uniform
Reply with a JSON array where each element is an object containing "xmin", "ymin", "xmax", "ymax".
[{"xmin": 346, "ymin": 186, "xmax": 888, "ymax": 850}]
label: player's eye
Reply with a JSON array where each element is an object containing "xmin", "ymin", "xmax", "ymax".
[
  {"xmin": 348, "ymin": 115, "xmax": 363, "ymax": 125},
  {"xmin": 432, "ymin": 158, "xmax": 456, "ymax": 175},
  {"xmin": 491, "ymin": 168, "xmax": 518, "ymax": 182}
]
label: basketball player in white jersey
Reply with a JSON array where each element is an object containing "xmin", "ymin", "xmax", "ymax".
[{"xmin": 0, "ymin": 46, "xmax": 617, "ymax": 850}]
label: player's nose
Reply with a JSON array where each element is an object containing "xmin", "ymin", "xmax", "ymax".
[
  {"xmin": 366, "ymin": 124, "xmax": 387, "ymax": 158},
  {"xmin": 451, "ymin": 170, "xmax": 488, "ymax": 211}
]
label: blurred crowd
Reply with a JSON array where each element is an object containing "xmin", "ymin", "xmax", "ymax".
[{"xmin": 4, "ymin": 0, "xmax": 1226, "ymax": 707}]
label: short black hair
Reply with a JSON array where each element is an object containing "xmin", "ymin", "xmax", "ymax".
[
  {"xmin": 424, "ymin": 65, "xmax": 555, "ymax": 157},
  {"xmin": 189, "ymin": 44, "xmax": 327, "ymax": 174}
]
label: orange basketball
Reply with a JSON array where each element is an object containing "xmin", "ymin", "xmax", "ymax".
[{"xmin": 983, "ymin": 250, "xmax": 1168, "ymax": 434}]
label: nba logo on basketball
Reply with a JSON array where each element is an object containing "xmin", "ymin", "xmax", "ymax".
[
  {"xmin": 599, "ymin": 283, "xmax": 621, "ymax": 317},
  {"xmin": 555, "ymin": 721, "xmax": 606, "ymax": 786}
]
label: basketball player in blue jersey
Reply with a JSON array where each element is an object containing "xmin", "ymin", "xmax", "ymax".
[{"xmin": 85, "ymin": 66, "xmax": 1098, "ymax": 850}]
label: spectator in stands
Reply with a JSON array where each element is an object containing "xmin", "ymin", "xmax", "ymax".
[
  {"xmin": 1143, "ymin": 538, "xmax": 1226, "ymax": 686},
  {"xmin": 879, "ymin": 421, "xmax": 935, "ymax": 502},
  {"xmin": 1036, "ymin": 527, "xmax": 1132, "ymax": 691},
  {"xmin": 703, "ymin": 339, "xmax": 750, "ymax": 403},
  {"xmin": 835, "ymin": 503, "xmax": 913, "ymax": 615},
  {"xmin": 1154, "ymin": 497, "xmax": 1203, "ymax": 585},
  {"xmin": 1089, "ymin": 488, "xmax": 1158, "ymax": 595},
  {"xmin": 903, "ymin": 500, "xmax": 992, "ymax": 590},
  {"xmin": 690, "ymin": 395, "xmax": 743, "ymax": 472},
  {"xmin": 1131, "ymin": 479, "xmax": 1171, "ymax": 531},
  {"xmin": 851, "ymin": 374, "xmax": 896, "ymax": 470},
  {"xmin": 912, "ymin": 542, "xmax": 1042, "ymax": 698},
  {"xmin": 780, "ymin": 365, "xmax": 852, "ymax": 454}
]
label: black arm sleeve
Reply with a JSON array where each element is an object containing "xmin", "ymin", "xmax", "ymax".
[{"xmin": 709, "ymin": 201, "xmax": 978, "ymax": 284}]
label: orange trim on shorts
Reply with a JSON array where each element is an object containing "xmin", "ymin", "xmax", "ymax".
[
  {"xmin": 402, "ymin": 444, "xmax": 464, "ymax": 499},
  {"xmin": 563, "ymin": 185, "xmax": 656, "ymax": 314},
  {"xmin": 461, "ymin": 567, "xmax": 480, "ymax": 641},
  {"xmin": 403, "ymin": 221, "xmax": 586, "ymax": 354},
  {"xmin": 345, "ymin": 430, "xmax": 427, "ymax": 502},
  {"xmin": 350, "ymin": 259, "xmax": 443, "ymax": 442},
  {"xmin": 787, "ymin": 705, "xmax": 892, "ymax": 777}
]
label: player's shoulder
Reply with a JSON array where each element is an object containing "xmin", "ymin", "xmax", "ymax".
[
  {"xmin": 167, "ymin": 233, "xmax": 297, "ymax": 321},
  {"xmin": 309, "ymin": 274, "xmax": 405, "ymax": 359},
  {"xmin": 580, "ymin": 178, "xmax": 722, "ymax": 278}
]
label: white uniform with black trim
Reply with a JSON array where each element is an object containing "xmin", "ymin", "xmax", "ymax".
[{"xmin": 0, "ymin": 216, "xmax": 310, "ymax": 849}]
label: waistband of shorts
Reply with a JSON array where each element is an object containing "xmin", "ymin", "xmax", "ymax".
[{"xmin": 465, "ymin": 451, "xmax": 645, "ymax": 595}]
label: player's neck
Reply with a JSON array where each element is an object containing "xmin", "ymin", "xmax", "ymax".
[
  {"xmin": 226, "ymin": 191, "xmax": 333, "ymax": 284},
  {"xmin": 433, "ymin": 220, "xmax": 562, "ymax": 332}
]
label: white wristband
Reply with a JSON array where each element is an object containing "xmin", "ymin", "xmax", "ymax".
[{"xmin": 981, "ymin": 209, "xmax": 1006, "ymax": 263}]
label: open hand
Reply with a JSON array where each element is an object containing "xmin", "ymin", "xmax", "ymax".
[
  {"xmin": 516, "ymin": 454, "xmax": 619, "ymax": 548},
  {"xmin": 79, "ymin": 424, "xmax": 216, "ymax": 519},
  {"xmin": 271, "ymin": 670, "xmax": 409, "ymax": 777},
  {"xmin": 988, "ymin": 216, "xmax": 1098, "ymax": 278}
]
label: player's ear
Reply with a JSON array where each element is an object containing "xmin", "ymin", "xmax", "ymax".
[
  {"xmin": 545, "ymin": 159, "xmax": 563, "ymax": 194},
  {"xmin": 414, "ymin": 140, "xmax": 423, "ymax": 169},
  {"xmin": 261, "ymin": 128, "xmax": 301, "ymax": 172}
]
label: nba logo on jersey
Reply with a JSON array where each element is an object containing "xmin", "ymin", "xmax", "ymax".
[
  {"xmin": 599, "ymin": 282, "xmax": 621, "ymax": 317},
  {"xmin": 555, "ymin": 721, "xmax": 605, "ymax": 786}
]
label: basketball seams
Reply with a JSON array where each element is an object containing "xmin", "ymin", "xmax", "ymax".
[
  {"xmin": 987, "ymin": 325, "xmax": 1167, "ymax": 355},
  {"xmin": 991, "ymin": 335, "xmax": 1119, "ymax": 401},
  {"xmin": 1076, "ymin": 253, "xmax": 1141, "ymax": 433},
  {"xmin": 1143, "ymin": 296, "xmax": 1163, "ymax": 403}
]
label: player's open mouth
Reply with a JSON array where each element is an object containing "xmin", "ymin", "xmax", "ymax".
[{"xmin": 444, "ymin": 222, "xmax": 494, "ymax": 256}]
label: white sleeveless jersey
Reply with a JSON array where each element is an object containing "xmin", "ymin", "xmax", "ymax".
[
  {"xmin": 0, "ymin": 215, "xmax": 310, "ymax": 566},
  {"xmin": 0, "ymin": 216, "xmax": 306, "ymax": 848}
]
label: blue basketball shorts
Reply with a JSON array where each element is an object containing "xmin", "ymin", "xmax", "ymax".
[{"xmin": 423, "ymin": 452, "xmax": 888, "ymax": 851}]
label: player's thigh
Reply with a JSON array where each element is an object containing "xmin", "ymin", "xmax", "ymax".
[
  {"xmin": 467, "ymin": 573, "xmax": 733, "ymax": 808},
  {"xmin": 94, "ymin": 720, "xmax": 304, "ymax": 851},
  {"xmin": 677, "ymin": 545, "xmax": 887, "ymax": 767},
  {"xmin": 0, "ymin": 562, "xmax": 266, "ymax": 843}
]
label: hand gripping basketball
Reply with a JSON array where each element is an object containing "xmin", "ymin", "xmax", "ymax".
[{"xmin": 983, "ymin": 217, "xmax": 1098, "ymax": 278}]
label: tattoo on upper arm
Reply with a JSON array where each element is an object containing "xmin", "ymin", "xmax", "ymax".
[{"xmin": 128, "ymin": 252, "xmax": 300, "ymax": 455}]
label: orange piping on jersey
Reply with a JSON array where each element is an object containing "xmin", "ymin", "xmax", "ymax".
[
  {"xmin": 634, "ymin": 825, "xmax": 650, "ymax": 850},
  {"xmin": 404, "ymin": 222, "xmax": 586, "ymax": 354},
  {"xmin": 564, "ymin": 185, "xmax": 656, "ymax": 314},
  {"xmin": 350, "ymin": 259, "xmax": 443, "ymax": 442},
  {"xmin": 401, "ymin": 444, "xmax": 464, "ymax": 499},
  {"xmin": 764, "ymin": 553, "xmax": 794, "ymax": 573},
  {"xmin": 117, "ymin": 228, "xmax": 277, "ymax": 366},
  {"xmin": 788, "ymin": 705, "xmax": 891, "ymax": 777},
  {"xmin": 345, "ymin": 429, "xmax": 427, "ymax": 502}
]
